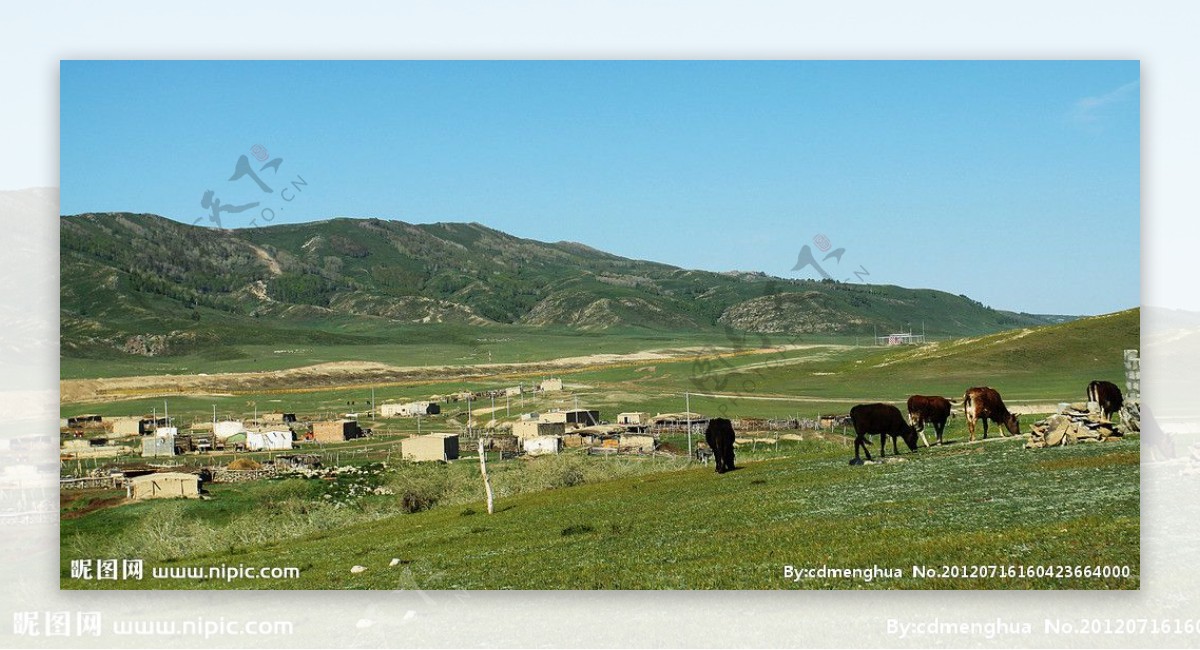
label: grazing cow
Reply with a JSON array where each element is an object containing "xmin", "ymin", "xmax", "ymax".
[
  {"xmin": 848, "ymin": 403, "xmax": 919, "ymax": 465},
  {"xmin": 906, "ymin": 395, "xmax": 952, "ymax": 446},
  {"xmin": 1087, "ymin": 380, "xmax": 1124, "ymax": 421},
  {"xmin": 962, "ymin": 387, "xmax": 1020, "ymax": 442},
  {"xmin": 704, "ymin": 418, "xmax": 736, "ymax": 474}
]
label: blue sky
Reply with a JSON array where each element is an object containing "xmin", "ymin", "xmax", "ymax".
[{"xmin": 60, "ymin": 60, "xmax": 1139, "ymax": 315}]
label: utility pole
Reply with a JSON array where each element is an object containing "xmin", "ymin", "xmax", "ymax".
[
  {"xmin": 478, "ymin": 438, "xmax": 494, "ymax": 514},
  {"xmin": 686, "ymin": 392, "xmax": 692, "ymax": 457},
  {"xmin": 506, "ymin": 393, "xmax": 510, "ymax": 417},
  {"xmin": 467, "ymin": 394, "xmax": 472, "ymax": 437}
]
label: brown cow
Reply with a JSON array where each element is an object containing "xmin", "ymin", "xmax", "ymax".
[
  {"xmin": 848, "ymin": 403, "xmax": 919, "ymax": 465},
  {"xmin": 907, "ymin": 395, "xmax": 952, "ymax": 446},
  {"xmin": 1087, "ymin": 380, "xmax": 1124, "ymax": 421},
  {"xmin": 963, "ymin": 387, "xmax": 1020, "ymax": 442}
]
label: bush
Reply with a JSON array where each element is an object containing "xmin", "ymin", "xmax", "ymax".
[{"xmin": 400, "ymin": 489, "xmax": 437, "ymax": 514}]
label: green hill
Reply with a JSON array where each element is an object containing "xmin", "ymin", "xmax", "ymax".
[
  {"xmin": 61, "ymin": 212, "xmax": 1067, "ymax": 362},
  {"xmin": 716, "ymin": 308, "xmax": 1142, "ymax": 402}
]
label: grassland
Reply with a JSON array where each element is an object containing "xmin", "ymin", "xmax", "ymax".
[
  {"xmin": 61, "ymin": 309, "xmax": 1137, "ymax": 422},
  {"xmin": 60, "ymin": 323, "xmax": 781, "ymax": 380},
  {"xmin": 58, "ymin": 308, "xmax": 1141, "ymax": 590},
  {"xmin": 61, "ymin": 429, "xmax": 1139, "ymax": 590}
]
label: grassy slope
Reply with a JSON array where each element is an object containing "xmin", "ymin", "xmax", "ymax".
[
  {"xmin": 61, "ymin": 434, "xmax": 1139, "ymax": 590},
  {"xmin": 564, "ymin": 308, "xmax": 1140, "ymax": 405}
]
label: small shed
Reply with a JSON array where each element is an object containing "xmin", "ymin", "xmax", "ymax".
[
  {"xmin": 619, "ymin": 433, "xmax": 657, "ymax": 453},
  {"xmin": 512, "ymin": 421, "xmax": 566, "ymax": 440},
  {"xmin": 539, "ymin": 409, "xmax": 600, "ymax": 427},
  {"xmin": 538, "ymin": 378, "xmax": 563, "ymax": 392},
  {"xmin": 109, "ymin": 417, "xmax": 145, "ymax": 437},
  {"xmin": 129, "ymin": 472, "xmax": 200, "ymax": 500},
  {"xmin": 311, "ymin": 419, "xmax": 363, "ymax": 443},
  {"xmin": 402, "ymin": 433, "xmax": 460, "ymax": 462},
  {"xmin": 523, "ymin": 436, "xmax": 562, "ymax": 456},
  {"xmin": 617, "ymin": 412, "xmax": 650, "ymax": 432},
  {"xmin": 561, "ymin": 432, "xmax": 598, "ymax": 448},
  {"xmin": 380, "ymin": 401, "xmax": 441, "ymax": 418},
  {"xmin": 141, "ymin": 436, "xmax": 176, "ymax": 458}
]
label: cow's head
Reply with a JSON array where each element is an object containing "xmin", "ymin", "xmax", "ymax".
[
  {"xmin": 901, "ymin": 425, "xmax": 920, "ymax": 452},
  {"xmin": 1003, "ymin": 413, "xmax": 1021, "ymax": 436}
]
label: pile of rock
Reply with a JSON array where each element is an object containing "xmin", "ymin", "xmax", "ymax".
[
  {"xmin": 1025, "ymin": 402, "xmax": 1127, "ymax": 449},
  {"xmin": 1119, "ymin": 400, "xmax": 1141, "ymax": 433}
]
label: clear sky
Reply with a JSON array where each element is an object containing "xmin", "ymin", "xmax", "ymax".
[{"xmin": 60, "ymin": 60, "xmax": 1139, "ymax": 316}]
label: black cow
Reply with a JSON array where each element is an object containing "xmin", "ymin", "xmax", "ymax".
[
  {"xmin": 963, "ymin": 386, "xmax": 1020, "ymax": 442},
  {"xmin": 704, "ymin": 418, "xmax": 736, "ymax": 474},
  {"xmin": 849, "ymin": 403, "xmax": 919, "ymax": 465},
  {"xmin": 1087, "ymin": 380, "xmax": 1124, "ymax": 421},
  {"xmin": 907, "ymin": 395, "xmax": 952, "ymax": 446}
]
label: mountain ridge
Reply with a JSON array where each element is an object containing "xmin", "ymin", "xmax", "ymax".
[{"xmin": 61, "ymin": 212, "xmax": 1076, "ymax": 359}]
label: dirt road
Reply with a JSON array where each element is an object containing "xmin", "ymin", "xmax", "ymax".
[{"xmin": 61, "ymin": 346, "xmax": 779, "ymax": 404}]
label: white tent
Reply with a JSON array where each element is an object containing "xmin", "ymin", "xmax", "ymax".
[
  {"xmin": 213, "ymin": 420, "xmax": 245, "ymax": 441},
  {"xmin": 246, "ymin": 430, "xmax": 293, "ymax": 451},
  {"xmin": 522, "ymin": 436, "xmax": 562, "ymax": 457}
]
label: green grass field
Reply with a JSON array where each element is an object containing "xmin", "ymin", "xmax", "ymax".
[
  {"xmin": 59, "ymin": 324, "xmax": 756, "ymax": 379},
  {"xmin": 61, "ymin": 431, "xmax": 1139, "ymax": 590}
]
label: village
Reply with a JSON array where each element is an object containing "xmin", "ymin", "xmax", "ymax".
[
  {"xmin": 59, "ymin": 338, "xmax": 1147, "ymax": 507},
  {"xmin": 58, "ymin": 376, "xmax": 830, "ymax": 501}
]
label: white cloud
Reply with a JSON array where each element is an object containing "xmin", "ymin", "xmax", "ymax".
[{"xmin": 1071, "ymin": 79, "xmax": 1140, "ymax": 128}]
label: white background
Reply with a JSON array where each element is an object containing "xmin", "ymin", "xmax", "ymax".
[{"xmin": 2, "ymin": 1, "xmax": 1198, "ymax": 647}]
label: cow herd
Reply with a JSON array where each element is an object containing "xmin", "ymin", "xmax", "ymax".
[
  {"xmin": 846, "ymin": 386, "xmax": 1025, "ymax": 465},
  {"xmin": 700, "ymin": 379, "xmax": 1127, "ymax": 472},
  {"xmin": 843, "ymin": 381, "xmax": 1124, "ymax": 466}
]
